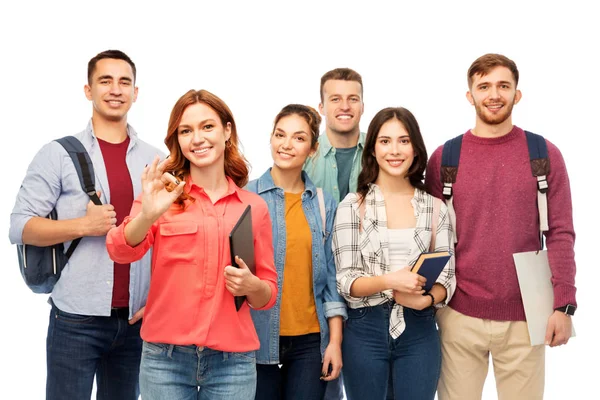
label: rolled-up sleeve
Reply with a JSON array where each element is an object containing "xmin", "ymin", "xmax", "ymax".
[
  {"xmin": 434, "ymin": 201, "xmax": 456, "ymax": 306},
  {"xmin": 323, "ymin": 195, "xmax": 347, "ymax": 320},
  {"xmin": 106, "ymin": 195, "xmax": 156, "ymax": 264},
  {"xmin": 9, "ymin": 143, "xmax": 63, "ymax": 245},
  {"xmin": 250, "ymin": 200, "xmax": 278, "ymax": 310},
  {"xmin": 332, "ymin": 198, "xmax": 369, "ymax": 303}
]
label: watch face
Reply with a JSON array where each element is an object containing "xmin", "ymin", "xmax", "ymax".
[{"xmin": 565, "ymin": 304, "xmax": 576, "ymax": 316}]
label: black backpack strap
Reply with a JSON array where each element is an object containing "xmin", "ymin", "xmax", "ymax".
[
  {"xmin": 55, "ymin": 136, "xmax": 102, "ymax": 259},
  {"xmin": 440, "ymin": 134, "xmax": 463, "ymax": 243},
  {"xmin": 440, "ymin": 135, "xmax": 463, "ymax": 200},
  {"xmin": 525, "ymin": 131, "xmax": 550, "ymax": 247}
]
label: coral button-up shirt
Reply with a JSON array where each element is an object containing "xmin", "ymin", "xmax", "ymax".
[{"xmin": 106, "ymin": 177, "xmax": 277, "ymax": 352}]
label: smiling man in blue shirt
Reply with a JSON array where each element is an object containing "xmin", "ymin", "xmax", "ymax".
[{"xmin": 9, "ymin": 50, "xmax": 163, "ymax": 400}]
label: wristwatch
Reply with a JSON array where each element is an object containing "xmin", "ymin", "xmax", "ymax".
[{"xmin": 555, "ymin": 304, "xmax": 576, "ymax": 316}]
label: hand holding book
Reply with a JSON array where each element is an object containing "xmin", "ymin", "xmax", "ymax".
[{"xmin": 410, "ymin": 251, "xmax": 451, "ymax": 292}]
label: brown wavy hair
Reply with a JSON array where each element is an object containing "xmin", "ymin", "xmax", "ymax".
[
  {"xmin": 272, "ymin": 104, "xmax": 321, "ymax": 148},
  {"xmin": 164, "ymin": 89, "xmax": 250, "ymax": 207},
  {"xmin": 356, "ymin": 107, "xmax": 429, "ymax": 204}
]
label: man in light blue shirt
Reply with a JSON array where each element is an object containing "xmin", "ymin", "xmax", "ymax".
[
  {"xmin": 304, "ymin": 68, "xmax": 365, "ymax": 204},
  {"xmin": 304, "ymin": 67, "xmax": 366, "ymax": 400},
  {"xmin": 9, "ymin": 50, "xmax": 163, "ymax": 400}
]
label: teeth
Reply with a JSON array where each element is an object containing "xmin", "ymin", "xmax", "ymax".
[
  {"xmin": 337, "ymin": 115, "xmax": 351, "ymax": 120},
  {"xmin": 388, "ymin": 160, "xmax": 403, "ymax": 166},
  {"xmin": 193, "ymin": 148, "xmax": 210, "ymax": 154}
]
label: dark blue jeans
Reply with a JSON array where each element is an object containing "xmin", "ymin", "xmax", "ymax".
[
  {"xmin": 342, "ymin": 302, "xmax": 441, "ymax": 400},
  {"xmin": 256, "ymin": 333, "xmax": 327, "ymax": 400},
  {"xmin": 46, "ymin": 302, "xmax": 143, "ymax": 400}
]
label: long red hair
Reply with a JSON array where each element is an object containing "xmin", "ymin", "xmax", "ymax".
[{"xmin": 164, "ymin": 89, "xmax": 250, "ymax": 207}]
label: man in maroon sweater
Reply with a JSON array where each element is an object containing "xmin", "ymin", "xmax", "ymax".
[{"xmin": 425, "ymin": 54, "xmax": 577, "ymax": 400}]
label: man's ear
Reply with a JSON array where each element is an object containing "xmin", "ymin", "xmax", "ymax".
[
  {"xmin": 84, "ymin": 84, "xmax": 92, "ymax": 100},
  {"xmin": 514, "ymin": 89, "xmax": 522, "ymax": 105},
  {"xmin": 466, "ymin": 91, "xmax": 474, "ymax": 105}
]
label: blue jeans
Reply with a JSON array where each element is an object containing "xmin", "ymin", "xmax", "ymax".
[
  {"xmin": 342, "ymin": 302, "xmax": 441, "ymax": 400},
  {"xmin": 140, "ymin": 342, "xmax": 257, "ymax": 400},
  {"xmin": 46, "ymin": 302, "xmax": 142, "ymax": 400},
  {"xmin": 256, "ymin": 333, "xmax": 327, "ymax": 400}
]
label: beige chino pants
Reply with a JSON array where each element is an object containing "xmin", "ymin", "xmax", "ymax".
[{"xmin": 436, "ymin": 306, "xmax": 545, "ymax": 400}]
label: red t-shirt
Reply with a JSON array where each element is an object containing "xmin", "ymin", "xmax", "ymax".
[{"xmin": 97, "ymin": 137, "xmax": 134, "ymax": 308}]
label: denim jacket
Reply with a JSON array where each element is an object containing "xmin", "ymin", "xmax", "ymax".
[{"xmin": 246, "ymin": 169, "xmax": 347, "ymax": 364}]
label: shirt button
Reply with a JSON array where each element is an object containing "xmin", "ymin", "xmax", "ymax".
[
  {"xmin": 106, "ymin": 281, "xmax": 111, "ymax": 285},
  {"xmin": 334, "ymin": 186, "xmax": 338, "ymax": 190},
  {"xmin": 333, "ymin": 165, "xmax": 336, "ymax": 169}
]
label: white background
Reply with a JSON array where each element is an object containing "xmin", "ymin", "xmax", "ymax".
[{"xmin": 0, "ymin": 1, "xmax": 597, "ymax": 399}]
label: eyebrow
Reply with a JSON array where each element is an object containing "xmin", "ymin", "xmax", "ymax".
[
  {"xmin": 96, "ymin": 75, "xmax": 133, "ymax": 82},
  {"xmin": 478, "ymin": 80, "xmax": 512, "ymax": 86},
  {"xmin": 275, "ymin": 127, "xmax": 308, "ymax": 135},
  {"xmin": 178, "ymin": 119, "xmax": 216, "ymax": 129},
  {"xmin": 378, "ymin": 135, "xmax": 410, "ymax": 139}
]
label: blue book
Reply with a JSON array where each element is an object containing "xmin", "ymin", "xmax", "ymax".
[{"xmin": 410, "ymin": 251, "xmax": 451, "ymax": 292}]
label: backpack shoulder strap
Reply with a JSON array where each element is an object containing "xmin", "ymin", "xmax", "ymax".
[
  {"xmin": 524, "ymin": 130, "xmax": 550, "ymax": 237},
  {"xmin": 54, "ymin": 136, "xmax": 102, "ymax": 258},
  {"xmin": 316, "ymin": 188, "xmax": 326, "ymax": 237},
  {"xmin": 440, "ymin": 134, "xmax": 464, "ymax": 199},
  {"xmin": 440, "ymin": 134, "xmax": 463, "ymax": 243},
  {"xmin": 55, "ymin": 136, "xmax": 102, "ymax": 206}
]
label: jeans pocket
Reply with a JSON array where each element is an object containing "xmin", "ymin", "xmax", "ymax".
[
  {"xmin": 347, "ymin": 307, "xmax": 370, "ymax": 320},
  {"xmin": 406, "ymin": 307, "xmax": 435, "ymax": 320},
  {"xmin": 55, "ymin": 308, "xmax": 95, "ymax": 324},
  {"xmin": 231, "ymin": 350, "xmax": 256, "ymax": 362},
  {"xmin": 143, "ymin": 341, "xmax": 168, "ymax": 356}
]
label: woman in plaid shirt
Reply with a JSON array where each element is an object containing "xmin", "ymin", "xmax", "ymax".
[{"xmin": 332, "ymin": 107, "xmax": 456, "ymax": 400}]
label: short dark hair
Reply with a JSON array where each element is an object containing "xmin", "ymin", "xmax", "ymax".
[
  {"xmin": 467, "ymin": 53, "xmax": 519, "ymax": 89},
  {"xmin": 357, "ymin": 107, "xmax": 429, "ymax": 202},
  {"xmin": 87, "ymin": 50, "xmax": 136, "ymax": 84},
  {"xmin": 320, "ymin": 68, "xmax": 363, "ymax": 102}
]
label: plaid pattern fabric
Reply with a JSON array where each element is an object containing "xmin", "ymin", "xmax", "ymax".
[{"xmin": 333, "ymin": 184, "xmax": 456, "ymax": 338}]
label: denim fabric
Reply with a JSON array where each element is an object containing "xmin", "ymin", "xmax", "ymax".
[
  {"xmin": 46, "ymin": 301, "xmax": 142, "ymax": 400},
  {"xmin": 140, "ymin": 342, "xmax": 256, "ymax": 400},
  {"xmin": 255, "ymin": 333, "xmax": 326, "ymax": 400},
  {"xmin": 246, "ymin": 170, "xmax": 347, "ymax": 365},
  {"xmin": 323, "ymin": 372, "xmax": 344, "ymax": 400},
  {"xmin": 342, "ymin": 302, "xmax": 441, "ymax": 400}
]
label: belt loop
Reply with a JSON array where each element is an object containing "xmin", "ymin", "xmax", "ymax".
[{"xmin": 167, "ymin": 344, "xmax": 174, "ymax": 359}]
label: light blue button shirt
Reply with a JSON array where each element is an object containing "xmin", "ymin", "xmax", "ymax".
[
  {"xmin": 303, "ymin": 131, "xmax": 366, "ymax": 202},
  {"xmin": 9, "ymin": 121, "xmax": 165, "ymax": 318}
]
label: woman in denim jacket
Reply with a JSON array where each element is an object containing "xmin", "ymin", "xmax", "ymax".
[{"xmin": 246, "ymin": 104, "xmax": 347, "ymax": 400}]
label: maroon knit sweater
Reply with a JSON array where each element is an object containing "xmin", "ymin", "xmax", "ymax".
[{"xmin": 425, "ymin": 126, "xmax": 577, "ymax": 321}]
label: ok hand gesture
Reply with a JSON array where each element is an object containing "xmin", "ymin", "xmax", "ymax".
[{"xmin": 140, "ymin": 156, "xmax": 186, "ymax": 222}]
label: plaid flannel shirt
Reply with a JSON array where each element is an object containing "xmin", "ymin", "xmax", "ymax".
[{"xmin": 332, "ymin": 184, "xmax": 456, "ymax": 338}]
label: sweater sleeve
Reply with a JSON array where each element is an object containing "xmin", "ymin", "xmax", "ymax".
[{"xmin": 544, "ymin": 141, "xmax": 577, "ymax": 308}]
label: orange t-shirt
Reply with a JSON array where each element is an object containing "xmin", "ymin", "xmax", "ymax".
[
  {"xmin": 106, "ymin": 177, "xmax": 278, "ymax": 352},
  {"xmin": 279, "ymin": 192, "xmax": 320, "ymax": 336}
]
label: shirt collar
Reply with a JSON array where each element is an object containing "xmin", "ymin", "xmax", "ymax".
[
  {"xmin": 256, "ymin": 168, "xmax": 317, "ymax": 197},
  {"xmin": 317, "ymin": 131, "xmax": 366, "ymax": 156},
  {"xmin": 82, "ymin": 119, "xmax": 138, "ymax": 148},
  {"xmin": 187, "ymin": 175, "xmax": 242, "ymax": 203}
]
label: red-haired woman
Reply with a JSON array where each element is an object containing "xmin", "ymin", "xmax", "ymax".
[{"xmin": 106, "ymin": 89, "xmax": 277, "ymax": 400}]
